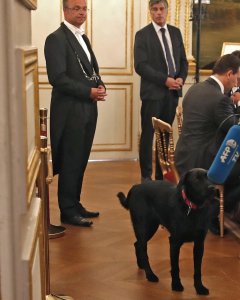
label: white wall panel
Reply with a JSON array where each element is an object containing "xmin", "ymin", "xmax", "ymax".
[
  {"xmin": 89, "ymin": 0, "xmax": 133, "ymax": 74},
  {"xmin": 32, "ymin": 0, "xmax": 61, "ymax": 67},
  {"xmin": 31, "ymin": 240, "xmax": 42, "ymax": 300},
  {"xmin": 93, "ymin": 83, "xmax": 132, "ymax": 151}
]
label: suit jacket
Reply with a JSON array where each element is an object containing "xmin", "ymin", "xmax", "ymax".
[
  {"xmin": 44, "ymin": 23, "xmax": 104, "ymax": 175},
  {"xmin": 134, "ymin": 23, "xmax": 188, "ymax": 101},
  {"xmin": 175, "ymin": 77, "xmax": 240, "ymax": 175}
]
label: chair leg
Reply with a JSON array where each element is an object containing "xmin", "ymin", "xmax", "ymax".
[{"xmin": 217, "ymin": 185, "xmax": 224, "ymax": 238}]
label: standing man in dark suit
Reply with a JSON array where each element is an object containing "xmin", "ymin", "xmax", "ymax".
[
  {"xmin": 44, "ymin": 0, "xmax": 106, "ymax": 227},
  {"xmin": 175, "ymin": 54, "xmax": 240, "ymax": 234},
  {"xmin": 134, "ymin": 0, "xmax": 188, "ymax": 183}
]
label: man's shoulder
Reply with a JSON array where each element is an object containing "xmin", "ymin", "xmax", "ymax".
[
  {"xmin": 46, "ymin": 24, "xmax": 64, "ymax": 40},
  {"xmin": 188, "ymin": 80, "xmax": 214, "ymax": 93},
  {"xmin": 185, "ymin": 79, "xmax": 224, "ymax": 103},
  {"xmin": 167, "ymin": 24, "xmax": 181, "ymax": 34},
  {"xmin": 136, "ymin": 23, "xmax": 153, "ymax": 35}
]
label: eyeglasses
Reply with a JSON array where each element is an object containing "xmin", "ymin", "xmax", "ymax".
[{"xmin": 66, "ymin": 6, "xmax": 88, "ymax": 13}]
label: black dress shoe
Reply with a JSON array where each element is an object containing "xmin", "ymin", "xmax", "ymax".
[
  {"xmin": 79, "ymin": 209, "xmax": 99, "ymax": 218},
  {"xmin": 60, "ymin": 215, "xmax": 93, "ymax": 227},
  {"xmin": 48, "ymin": 224, "xmax": 66, "ymax": 239}
]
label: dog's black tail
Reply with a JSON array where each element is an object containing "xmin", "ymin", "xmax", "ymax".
[{"xmin": 117, "ymin": 192, "xmax": 129, "ymax": 210}]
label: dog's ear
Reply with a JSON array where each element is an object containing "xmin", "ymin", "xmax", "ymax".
[
  {"xmin": 177, "ymin": 170, "xmax": 195, "ymax": 201},
  {"xmin": 177, "ymin": 170, "xmax": 188, "ymax": 194}
]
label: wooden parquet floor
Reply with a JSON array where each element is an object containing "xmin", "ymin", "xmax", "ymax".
[{"xmin": 49, "ymin": 161, "xmax": 240, "ymax": 300}]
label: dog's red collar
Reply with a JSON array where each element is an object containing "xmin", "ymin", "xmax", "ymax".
[{"xmin": 182, "ymin": 189, "xmax": 198, "ymax": 214}]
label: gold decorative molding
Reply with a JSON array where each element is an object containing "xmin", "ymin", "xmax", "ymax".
[
  {"xmin": 221, "ymin": 42, "xmax": 240, "ymax": 55},
  {"xmin": 92, "ymin": 82, "xmax": 133, "ymax": 152},
  {"xmin": 18, "ymin": 47, "xmax": 40, "ymax": 206},
  {"xmin": 175, "ymin": 0, "xmax": 180, "ymax": 28},
  {"xmin": 94, "ymin": 87, "xmax": 128, "ymax": 146},
  {"xmin": 188, "ymin": 57, "xmax": 196, "ymax": 75},
  {"xmin": 200, "ymin": 69, "xmax": 212, "ymax": 76},
  {"xmin": 184, "ymin": 0, "xmax": 191, "ymax": 56},
  {"xmin": 46, "ymin": 296, "xmax": 73, "ymax": 300},
  {"xmin": 168, "ymin": 0, "xmax": 171, "ymax": 23},
  {"xmin": 21, "ymin": 0, "xmax": 37, "ymax": 10}
]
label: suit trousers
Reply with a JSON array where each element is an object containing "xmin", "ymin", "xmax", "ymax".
[
  {"xmin": 139, "ymin": 91, "xmax": 178, "ymax": 180},
  {"xmin": 57, "ymin": 100, "xmax": 98, "ymax": 217}
]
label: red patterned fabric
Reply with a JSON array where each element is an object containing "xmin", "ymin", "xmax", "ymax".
[{"xmin": 164, "ymin": 171, "xmax": 176, "ymax": 183}]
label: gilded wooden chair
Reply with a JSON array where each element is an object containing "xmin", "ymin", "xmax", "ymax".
[
  {"xmin": 176, "ymin": 105, "xmax": 183, "ymax": 136},
  {"xmin": 152, "ymin": 117, "xmax": 180, "ymax": 184},
  {"xmin": 175, "ymin": 106, "xmax": 225, "ymax": 237}
]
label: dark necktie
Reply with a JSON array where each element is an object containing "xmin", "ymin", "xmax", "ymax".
[{"xmin": 160, "ymin": 28, "xmax": 175, "ymax": 77}]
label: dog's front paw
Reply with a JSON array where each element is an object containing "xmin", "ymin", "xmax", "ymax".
[
  {"xmin": 194, "ymin": 282, "xmax": 209, "ymax": 295},
  {"xmin": 172, "ymin": 279, "xmax": 184, "ymax": 292},
  {"xmin": 146, "ymin": 272, "xmax": 159, "ymax": 282}
]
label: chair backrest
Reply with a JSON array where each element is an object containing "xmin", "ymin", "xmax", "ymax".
[
  {"xmin": 176, "ymin": 105, "xmax": 183, "ymax": 136},
  {"xmin": 152, "ymin": 117, "xmax": 180, "ymax": 184}
]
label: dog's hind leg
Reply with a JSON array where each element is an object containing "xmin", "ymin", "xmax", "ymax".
[
  {"xmin": 134, "ymin": 241, "xmax": 145, "ymax": 269},
  {"xmin": 193, "ymin": 239, "xmax": 209, "ymax": 295},
  {"xmin": 134, "ymin": 240, "xmax": 159, "ymax": 282},
  {"xmin": 133, "ymin": 222, "xmax": 159, "ymax": 282},
  {"xmin": 169, "ymin": 237, "xmax": 184, "ymax": 292}
]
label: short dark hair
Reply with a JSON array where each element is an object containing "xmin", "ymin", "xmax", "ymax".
[
  {"xmin": 232, "ymin": 50, "xmax": 240, "ymax": 60},
  {"xmin": 63, "ymin": 0, "xmax": 68, "ymax": 9},
  {"xmin": 212, "ymin": 54, "xmax": 240, "ymax": 75},
  {"xmin": 149, "ymin": 0, "xmax": 168, "ymax": 9}
]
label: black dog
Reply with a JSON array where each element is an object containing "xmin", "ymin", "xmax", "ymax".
[{"xmin": 117, "ymin": 168, "xmax": 215, "ymax": 295}]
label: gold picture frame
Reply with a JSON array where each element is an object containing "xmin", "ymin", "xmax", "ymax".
[
  {"xmin": 18, "ymin": 47, "xmax": 40, "ymax": 206},
  {"xmin": 21, "ymin": 0, "xmax": 37, "ymax": 10},
  {"xmin": 221, "ymin": 42, "xmax": 240, "ymax": 55}
]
